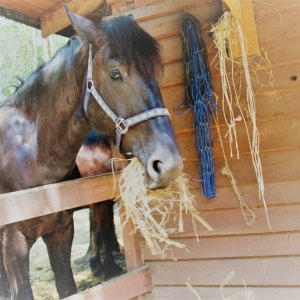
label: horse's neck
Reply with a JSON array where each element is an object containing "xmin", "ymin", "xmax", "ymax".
[{"xmin": 18, "ymin": 48, "xmax": 91, "ymax": 177}]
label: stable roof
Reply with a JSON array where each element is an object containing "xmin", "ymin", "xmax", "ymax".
[{"xmin": 0, "ymin": 0, "xmax": 107, "ymax": 37}]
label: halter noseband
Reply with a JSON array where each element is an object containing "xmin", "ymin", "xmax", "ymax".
[{"xmin": 84, "ymin": 44, "xmax": 170, "ymax": 150}]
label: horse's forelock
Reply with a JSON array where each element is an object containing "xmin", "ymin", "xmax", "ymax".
[{"xmin": 101, "ymin": 16, "xmax": 163, "ymax": 78}]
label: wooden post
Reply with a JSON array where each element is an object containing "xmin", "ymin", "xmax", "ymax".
[{"xmin": 118, "ymin": 200, "xmax": 148, "ymax": 300}]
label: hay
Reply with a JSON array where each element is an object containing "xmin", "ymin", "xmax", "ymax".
[
  {"xmin": 210, "ymin": 12, "xmax": 274, "ymax": 229},
  {"xmin": 212, "ymin": 104, "xmax": 255, "ymax": 226},
  {"xmin": 220, "ymin": 270, "xmax": 254, "ymax": 300},
  {"xmin": 117, "ymin": 158, "xmax": 213, "ymax": 256},
  {"xmin": 186, "ymin": 281, "xmax": 203, "ymax": 300}
]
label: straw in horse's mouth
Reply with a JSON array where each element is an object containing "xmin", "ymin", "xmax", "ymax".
[{"xmin": 117, "ymin": 158, "xmax": 213, "ymax": 257}]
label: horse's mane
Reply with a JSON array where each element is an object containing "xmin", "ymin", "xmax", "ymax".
[{"xmin": 101, "ymin": 16, "xmax": 163, "ymax": 79}]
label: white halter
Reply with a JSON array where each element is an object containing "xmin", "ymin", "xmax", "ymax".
[{"xmin": 84, "ymin": 44, "xmax": 170, "ymax": 150}]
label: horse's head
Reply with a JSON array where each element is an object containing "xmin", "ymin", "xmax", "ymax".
[{"xmin": 65, "ymin": 6, "xmax": 183, "ymax": 189}]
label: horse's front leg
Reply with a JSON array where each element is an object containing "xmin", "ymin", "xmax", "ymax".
[
  {"xmin": 2, "ymin": 224, "xmax": 34, "ymax": 300},
  {"xmin": 90, "ymin": 201, "xmax": 123, "ymax": 279},
  {"xmin": 89, "ymin": 202, "xmax": 104, "ymax": 277},
  {"xmin": 42, "ymin": 212, "xmax": 77, "ymax": 299}
]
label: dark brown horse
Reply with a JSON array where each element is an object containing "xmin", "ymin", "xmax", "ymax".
[
  {"xmin": 76, "ymin": 127, "xmax": 126, "ymax": 279},
  {"xmin": 0, "ymin": 6, "xmax": 182, "ymax": 300}
]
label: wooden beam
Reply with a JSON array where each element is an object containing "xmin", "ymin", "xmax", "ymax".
[
  {"xmin": 0, "ymin": 6, "xmax": 40, "ymax": 29},
  {"xmin": 223, "ymin": 0, "xmax": 259, "ymax": 56},
  {"xmin": 0, "ymin": 173, "xmax": 120, "ymax": 226},
  {"xmin": 65, "ymin": 265, "xmax": 152, "ymax": 300},
  {"xmin": 223, "ymin": 0, "xmax": 242, "ymax": 20},
  {"xmin": 40, "ymin": 0, "xmax": 106, "ymax": 38}
]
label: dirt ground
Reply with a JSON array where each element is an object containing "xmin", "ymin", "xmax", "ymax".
[{"xmin": 29, "ymin": 205, "xmax": 126, "ymax": 300}]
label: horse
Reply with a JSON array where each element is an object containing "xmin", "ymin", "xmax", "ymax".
[
  {"xmin": 0, "ymin": 5, "xmax": 183, "ymax": 299},
  {"xmin": 76, "ymin": 127, "xmax": 126, "ymax": 279}
]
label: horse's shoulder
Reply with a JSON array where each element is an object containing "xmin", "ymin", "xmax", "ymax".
[
  {"xmin": 0, "ymin": 106, "xmax": 36, "ymax": 135},
  {"xmin": 0, "ymin": 106, "xmax": 37, "ymax": 165}
]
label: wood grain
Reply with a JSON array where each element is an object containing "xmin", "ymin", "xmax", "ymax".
[
  {"xmin": 141, "ymin": 232, "xmax": 300, "ymax": 260},
  {"xmin": 157, "ymin": 204, "xmax": 300, "ymax": 238},
  {"xmin": 65, "ymin": 265, "xmax": 152, "ymax": 300},
  {"xmin": 150, "ymin": 257, "xmax": 300, "ymax": 286},
  {"xmin": 152, "ymin": 286, "xmax": 300, "ymax": 300},
  {"xmin": 0, "ymin": 173, "xmax": 120, "ymax": 226}
]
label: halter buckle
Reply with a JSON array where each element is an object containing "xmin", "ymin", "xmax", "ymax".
[
  {"xmin": 116, "ymin": 118, "xmax": 129, "ymax": 135},
  {"xmin": 86, "ymin": 79, "xmax": 94, "ymax": 92}
]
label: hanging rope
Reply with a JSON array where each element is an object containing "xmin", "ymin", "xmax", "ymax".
[{"xmin": 181, "ymin": 14, "xmax": 218, "ymax": 199}]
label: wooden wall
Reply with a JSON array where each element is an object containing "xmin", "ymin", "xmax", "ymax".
[{"xmin": 108, "ymin": 0, "xmax": 300, "ymax": 298}]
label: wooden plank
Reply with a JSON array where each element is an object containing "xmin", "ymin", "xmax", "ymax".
[
  {"xmin": 168, "ymin": 107, "xmax": 194, "ymax": 133},
  {"xmin": 152, "ymin": 286, "xmax": 300, "ymax": 300},
  {"xmin": 121, "ymin": 226, "xmax": 146, "ymax": 300},
  {"xmin": 0, "ymin": 173, "xmax": 120, "ymax": 226},
  {"xmin": 41, "ymin": 0, "xmax": 222, "ymax": 38},
  {"xmin": 141, "ymin": 232, "xmax": 300, "ymax": 260},
  {"xmin": 223, "ymin": 0, "xmax": 242, "ymax": 20},
  {"xmin": 0, "ymin": 0, "xmax": 43, "ymax": 18},
  {"xmin": 119, "ymin": 202, "xmax": 143, "ymax": 272},
  {"xmin": 191, "ymin": 180, "xmax": 300, "ymax": 211},
  {"xmin": 22, "ymin": 0, "xmax": 57, "ymax": 12},
  {"xmin": 40, "ymin": 0, "xmax": 106, "ymax": 38},
  {"xmin": 260, "ymin": 35, "xmax": 300, "ymax": 67},
  {"xmin": 224, "ymin": 0, "xmax": 259, "ymax": 56},
  {"xmin": 254, "ymin": 0, "xmax": 300, "ymax": 17},
  {"xmin": 176, "ymin": 114, "xmax": 300, "ymax": 159},
  {"xmin": 159, "ymin": 204, "xmax": 300, "ymax": 238},
  {"xmin": 183, "ymin": 148, "xmax": 300, "ymax": 187},
  {"xmin": 150, "ymin": 257, "xmax": 300, "ymax": 286},
  {"xmin": 255, "ymin": 6, "xmax": 300, "ymax": 43},
  {"xmin": 168, "ymin": 86, "xmax": 300, "ymax": 132},
  {"xmin": 134, "ymin": 0, "xmax": 144, "ymax": 9},
  {"xmin": 159, "ymin": 34, "xmax": 183, "ymax": 64},
  {"xmin": 65, "ymin": 265, "xmax": 152, "ymax": 300},
  {"xmin": 105, "ymin": 0, "xmax": 221, "ymax": 23},
  {"xmin": 161, "ymin": 60, "xmax": 184, "ymax": 87},
  {"xmin": 161, "ymin": 84, "xmax": 185, "ymax": 109},
  {"xmin": 156, "ymin": 5, "xmax": 300, "ymax": 79},
  {"xmin": 161, "ymin": 57, "xmax": 300, "ymax": 95},
  {"xmin": 0, "ymin": 6, "xmax": 40, "ymax": 29},
  {"xmin": 136, "ymin": 1, "xmax": 222, "ymax": 40},
  {"xmin": 159, "ymin": 24, "xmax": 300, "ymax": 116},
  {"xmin": 206, "ymin": 87, "xmax": 300, "ymax": 127}
]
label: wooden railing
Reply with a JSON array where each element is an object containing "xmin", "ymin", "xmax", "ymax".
[{"xmin": 0, "ymin": 173, "xmax": 152, "ymax": 300}]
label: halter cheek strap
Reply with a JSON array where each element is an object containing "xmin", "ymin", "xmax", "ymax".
[{"xmin": 84, "ymin": 44, "xmax": 170, "ymax": 150}]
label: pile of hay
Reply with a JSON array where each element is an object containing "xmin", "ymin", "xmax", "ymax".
[{"xmin": 117, "ymin": 158, "xmax": 213, "ymax": 257}]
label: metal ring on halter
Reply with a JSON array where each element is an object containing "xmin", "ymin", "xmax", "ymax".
[
  {"xmin": 86, "ymin": 79, "xmax": 94, "ymax": 92},
  {"xmin": 116, "ymin": 117, "xmax": 129, "ymax": 134}
]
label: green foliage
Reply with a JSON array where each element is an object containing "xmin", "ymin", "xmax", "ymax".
[{"xmin": 0, "ymin": 17, "xmax": 68, "ymax": 99}]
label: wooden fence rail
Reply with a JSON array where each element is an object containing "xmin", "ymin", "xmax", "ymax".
[{"xmin": 0, "ymin": 173, "xmax": 151, "ymax": 299}]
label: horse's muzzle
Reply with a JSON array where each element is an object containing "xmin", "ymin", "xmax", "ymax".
[{"xmin": 146, "ymin": 142, "xmax": 183, "ymax": 190}]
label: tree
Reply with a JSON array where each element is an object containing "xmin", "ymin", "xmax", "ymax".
[
  {"xmin": 0, "ymin": 17, "xmax": 67, "ymax": 99},
  {"xmin": 14, "ymin": 22, "xmax": 22, "ymax": 78},
  {"xmin": 0, "ymin": 53, "xmax": 3, "ymax": 103}
]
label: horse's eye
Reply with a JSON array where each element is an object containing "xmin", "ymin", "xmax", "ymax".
[{"xmin": 110, "ymin": 70, "xmax": 122, "ymax": 81}]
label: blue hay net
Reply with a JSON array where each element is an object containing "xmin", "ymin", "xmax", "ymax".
[{"xmin": 181, "ymin": 14, "xmax": 218, "ymax": 199}]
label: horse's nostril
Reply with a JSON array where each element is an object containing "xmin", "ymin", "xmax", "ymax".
[{"xmin": 153, "ymin": 160, "xmax": 162, "ymax": 174}]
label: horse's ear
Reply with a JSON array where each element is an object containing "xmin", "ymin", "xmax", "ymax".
[
  {"xmin": 128, "ymin": 14, "xmax": 134, "ymax": 20},
  {"xmin": 63, "ymin": 4, "xmax": 102, "ymax": 43}
]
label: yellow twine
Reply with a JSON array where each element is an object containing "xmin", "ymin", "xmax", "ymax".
[{"xmin": 210, "ymin": 12, "xmax": 274, "ymax": 229}]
